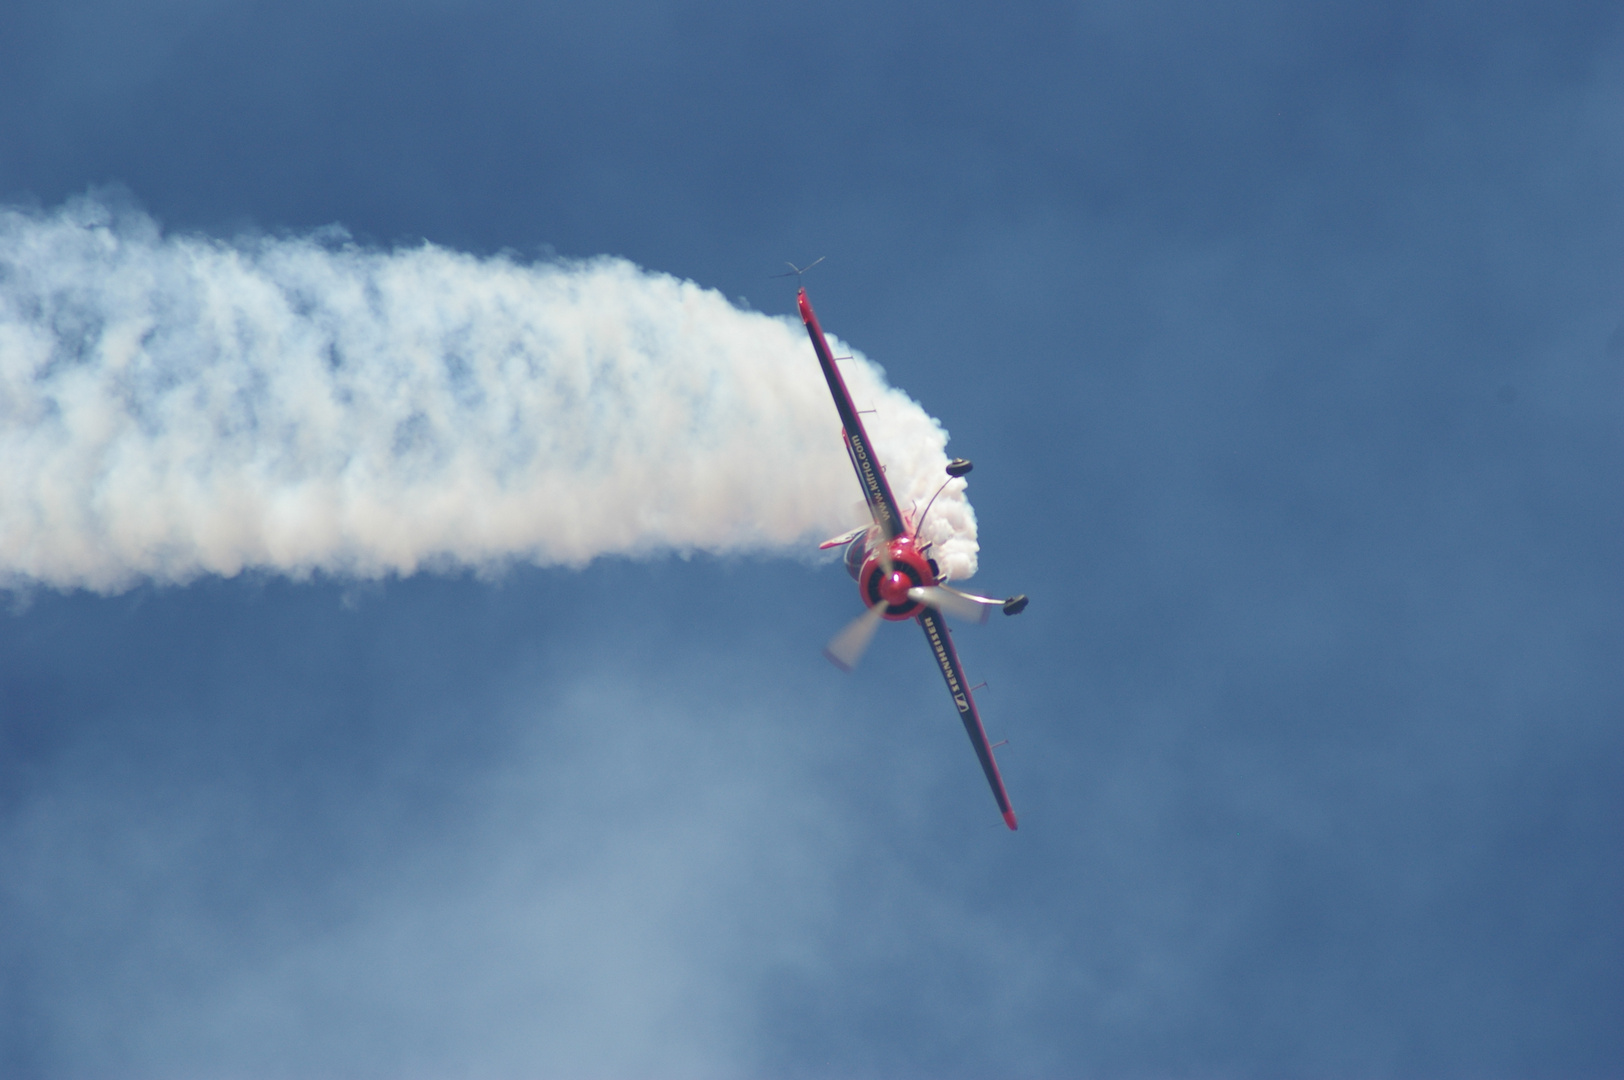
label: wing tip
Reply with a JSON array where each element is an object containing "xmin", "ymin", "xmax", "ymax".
[{"xmin": 1002, "ymin": 809, "xmax": 1019, "ymax": 831}]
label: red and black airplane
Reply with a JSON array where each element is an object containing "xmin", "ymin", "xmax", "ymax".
[{"xmin": 797, "ymin": 287, "xmax": 1027, "ymax": 831}]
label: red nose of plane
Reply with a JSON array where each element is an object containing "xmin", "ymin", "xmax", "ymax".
[{"xmin": 878, "ymin": 570, "xmax": 913, "ymax": 608}]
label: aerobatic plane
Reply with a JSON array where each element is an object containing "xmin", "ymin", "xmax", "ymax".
[{"xmin": 797, "ymin": 287, "xmax": 1028, "ymax": 831}]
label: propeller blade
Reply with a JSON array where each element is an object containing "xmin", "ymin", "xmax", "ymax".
[
  {"xmin": 907, "ymin": 585, "xmax": 992, "ymax": 624},
  {"xmin": 824, "ymin": 604, "xmax": 888, "ymax": 671},
  {"xmin": 939, "ymin": 583, "xmax": 1011, "ymax": 609}
]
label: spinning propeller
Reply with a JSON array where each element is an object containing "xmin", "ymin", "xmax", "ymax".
[
  {"xmin": 823, "ymin": 539, "xmax": 895, "ymax": 671},
  {"xmin": 824, "ymin": 602, "xmax": 889, "ymax": 671},
  {"xmin": 823, "ymin": 576, "xmax": 1012, "ymax": 671},
  {"xmin": 820, "ymin": 455, "xmax": 1027, "ymax": 670}
]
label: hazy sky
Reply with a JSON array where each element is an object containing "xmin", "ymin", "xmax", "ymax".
[{"xmin": 2, "ymin": 2, "xmax": 1621, "ymax": 1077}]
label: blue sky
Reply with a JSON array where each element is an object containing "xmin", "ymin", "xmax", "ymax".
[{"xmin": 3, "ymin": 2, "xmax": 1621, "ymax": 1077}]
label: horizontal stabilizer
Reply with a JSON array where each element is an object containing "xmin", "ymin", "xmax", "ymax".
[{"xmin": 818, "ymin": 526, "xmax": 868, "ymax": 550}]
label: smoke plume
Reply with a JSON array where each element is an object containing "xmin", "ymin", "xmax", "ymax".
[{"xmin": 0, "ymin": 195, "xmax": 977, "ymax": 592}]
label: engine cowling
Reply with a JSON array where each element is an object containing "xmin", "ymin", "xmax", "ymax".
[{"xmin": 857, "ymin": 534, "xmax": 938, "ymax": 621}]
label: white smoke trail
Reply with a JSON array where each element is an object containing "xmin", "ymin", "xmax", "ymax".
[{"xmin": 0, "ymin": 195, "xmax": 978, "ymax": 593}]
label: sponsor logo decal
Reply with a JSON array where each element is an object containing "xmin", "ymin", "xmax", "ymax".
[{"xmin": 922, "ymin": 615, "xmax": 971, "ymax": 715}]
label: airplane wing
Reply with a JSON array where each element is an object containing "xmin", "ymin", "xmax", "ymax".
[
  {"xmin": 797, "ymin": 288, "xmax": 907, "ymax": 541},
  {"xmin": 917, "ymin": 607, "xmax": 1019, "ymax": 830}
]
